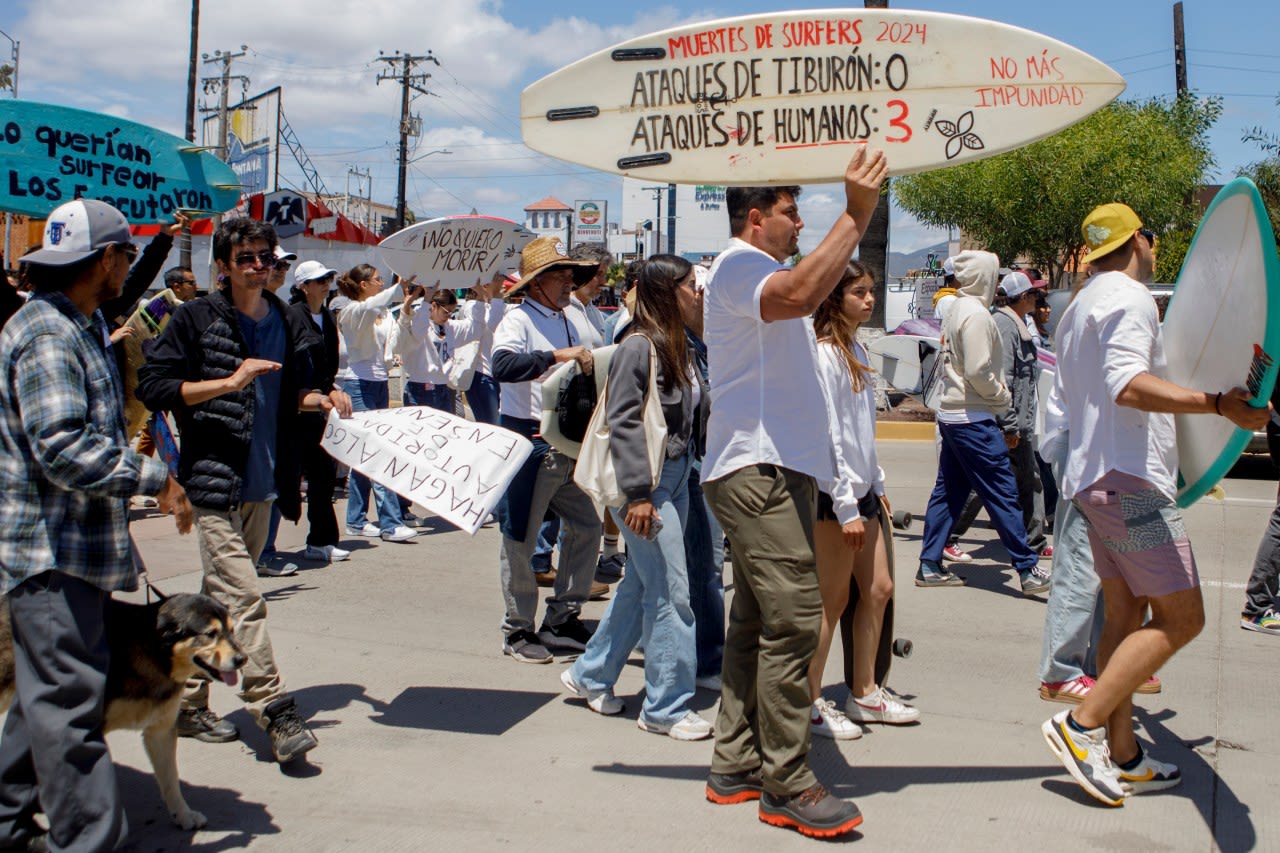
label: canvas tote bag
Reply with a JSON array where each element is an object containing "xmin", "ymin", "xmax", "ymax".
[{"xmin": 573, "ymin": 335, "xmax": 666, "ymax": 510}]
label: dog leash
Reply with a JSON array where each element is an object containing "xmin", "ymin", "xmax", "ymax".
[{"xmin": 129, "ymin": 534, "xmax": 169, "ymax": 603}]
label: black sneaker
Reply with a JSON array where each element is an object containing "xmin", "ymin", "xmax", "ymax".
[
  {"xmin": 915, "ymin": 560, "xmax": 965, "ymax": 588},
  {"xmin": 595, "ymin": 553, "xmax": 626, "ymax": 582},
  {"xmin": 537, "ymin": 614, "xmax": 593, "ymax": 651},
  {"xmin": 706, "ymin": 766, "xmax": 764, "ymax": 805},
  {"xmin": 503, "ymin": 629, "xmax": 552, "ymax": 664},
  {"xmin": 1020, "ymin": 565, "xmax": 1052, "ymax": 596},
  {"xmin": 264, "ymin": 698, "xmax": 318, "ymax": 764},
  {"xmin": 176, "ymin": 707, "xmax": 239, "ymax": 743},
  {"xmin": 758, "ymin": 783, "xmax": 863, "ymax": 838}
]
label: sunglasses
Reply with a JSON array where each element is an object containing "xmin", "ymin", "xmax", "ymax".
[
  {"xmin": 273, "ymin": 260, "xmax": 293, "ymax": 271},
  {"xmin": 233, "ymin": 251, "xmax": 276, "ymax": 268},
  {"xmin": 1138, "ymin": 228, "xmax": 1157, "ymax": 247},
  {"xmin": 113, "ymin": 242, "xmax": 139, "ymax": 263}
]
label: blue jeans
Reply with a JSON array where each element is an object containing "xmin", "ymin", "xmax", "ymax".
[
  {"xmin": 685, "ymin": 466, "xmax": 724, "ymax": 679},
  {"xmin": 1038, "ymin": 436, "xmax": 1103, "ymax": 683},
  {"xmin": 403, "ymin": 380, "xmax": 454, "ymax": 412},
  {"xmin": 920, "ymin": 420, "xmax": 1038, "ymax": 572},
  {"xmin": 343, "ymin": 378, "xmax": 405, "ymax": 534},
  {"xmin": 1243, "ymin": 481, "xmax": 1280, "ymax": 618},
  {"xmin": 571, "ymin": 451, "xmax": 697, "ymax": 725},
  {"xmin": 465, "ymin": 373, "xmax": 501, "ymax": 425},
  {"xmin": 261, "ymin": 504, "xmax": 282, "ymax": 559},
  {"xmin": 531, "ymin": 517, "xmax": 560, "ymax": 572}
]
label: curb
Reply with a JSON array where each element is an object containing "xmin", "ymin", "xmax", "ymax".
[{"xmin": 876, "ymin": 421, "xmax": 935, "ymax": 441}]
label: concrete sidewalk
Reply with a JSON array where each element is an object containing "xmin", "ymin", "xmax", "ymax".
[{"xmin": 92, "ymin": 441, "xmax": 1280, "ymax": 850}]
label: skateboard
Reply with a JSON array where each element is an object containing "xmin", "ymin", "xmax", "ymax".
[{"xmin": 840, "ymin": 496, "xmax": 913, "ymax": 692}]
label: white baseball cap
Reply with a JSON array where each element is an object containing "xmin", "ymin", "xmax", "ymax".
[
  {"xmin": 293, "ymin": 260, "xmax": 337, "ymax": 286},
  {"xmin": 999, "ymin": 271, "xmax": 1040, "ymax": 299},
  {"xmin": 25, "ymin": 200, "xmax": 131, "ymax": 267},
  {"xmin": 274, "ymin": 245, "xmax": 298, "ymax": 263}
]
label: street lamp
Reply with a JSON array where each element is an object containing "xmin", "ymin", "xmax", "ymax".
[{"xmin": 408, "ymin": 147, "xmax": 451, "ymax": 164}]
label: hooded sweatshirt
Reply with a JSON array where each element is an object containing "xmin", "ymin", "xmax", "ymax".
[
  {"xmin": 935, "ymin": 251, "xmax": 1011, "ymax": 420},
  {"xmin": 993, "ymin": 303, "xmax": 1039, "ymax": 435}
]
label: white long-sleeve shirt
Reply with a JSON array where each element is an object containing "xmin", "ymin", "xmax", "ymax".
[
  {"xmin": 335, "ymin": 283, "xmax": 400, "ymax": 381},
  {"xmin": 815, "ymin": 338, "xmax": 886, "ymax": 524},
  {"xmin": 455, "ymin": 298, "xmax": 506, "ymax": 377},
  {"xmin": 389, "ymin": 299, "xmax": 472, "ymax": 385}
]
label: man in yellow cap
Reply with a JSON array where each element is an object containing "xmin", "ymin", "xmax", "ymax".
[{"xmin": 1041, "ymin": 203, "xmax": 1270, "ymax": 806}]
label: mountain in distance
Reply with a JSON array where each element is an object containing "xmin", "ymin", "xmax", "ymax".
[{"xmin": 887, "ymin": 240, "xmax": 949, "ymax": 279}]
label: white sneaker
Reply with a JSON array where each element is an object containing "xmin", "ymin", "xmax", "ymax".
[
  {"xmin": 303, "ymin": 545, "xmax": 350, "ymax": 563},
  {"xmin": 845, "ymin": 686, "xmax": 921, "ymax": 725},
  {"xmin": 637, "ymin": 710, "xmax": 713, "ymax": 741},
  {"xmin": 1117, "ymin": 750, "xmax": 1181, "ymax": 794},
  {"xmin": 380, "ymin": 525, "xmax": 417, "ymax": 543},
  {"xmin": 695, "ymin": 674, "xmax": 722, "ymax": 692},
  {"xmin": 810, "ymin": 698, "xmax": 863, "ymax": 740},
  {"xmin": 559, "ymin": 668, "xmax": 624, "ymax": 716},
  {"xmin": 345, "ymin": 522, "xmax": 380, "ymax": 537}
]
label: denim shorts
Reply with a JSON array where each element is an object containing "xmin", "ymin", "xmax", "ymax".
[{"xmin": 1073, "ymin": 471, "xmax": 1198, "ymax": 598}]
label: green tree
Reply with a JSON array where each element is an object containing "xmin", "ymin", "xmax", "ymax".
[
  {"xmin": 1241, "ymin": 95, "xmax": 1280, "ymax": 249},
  {"xmin": 893, "ymin": 95, "xmax": 1221, "ymax": 286}
]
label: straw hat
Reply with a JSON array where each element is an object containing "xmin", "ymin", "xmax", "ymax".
[{"xmin": 506, "ymin": 236, "xmax": 596, "ymax": 297}]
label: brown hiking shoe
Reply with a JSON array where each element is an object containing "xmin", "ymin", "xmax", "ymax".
[{"xmin": 758, "ymin": 783, "xmax": 863, "ymax": 838}]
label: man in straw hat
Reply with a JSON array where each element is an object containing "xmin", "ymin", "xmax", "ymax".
[
  {"xmin": 1041, "ymin": 202, "xmax": 1269, "ymax": 807},
  {"xmin": 491, "ymin": 236, "xmax": 602, "ymax": 664}
]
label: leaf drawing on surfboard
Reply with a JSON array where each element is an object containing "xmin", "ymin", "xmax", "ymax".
[{"xmin": 934, "ymin": 111, "xmax": 986, "ymax": 160}]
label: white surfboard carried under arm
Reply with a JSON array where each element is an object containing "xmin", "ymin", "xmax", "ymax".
[
  {"xmin": 521, "ymin": 9, "xmax": 1125, "ymax": 184},
  {"xmin": 1161, "ymin": 178, "xmax": 1280, "ymax": 507}
]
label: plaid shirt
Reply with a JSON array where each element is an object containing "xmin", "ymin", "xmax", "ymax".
[{"xmin": 0, "ymin": 292, "xmax": 169, "ymax": 593}]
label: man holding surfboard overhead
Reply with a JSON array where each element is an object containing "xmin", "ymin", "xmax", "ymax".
[
  {"xmin": 1042, "ymin": 203, "xmax": 1270, "ymax": 807},
  {"xmin": 701, "ymin": 146, "xmax": 885, "ymax": 839}
]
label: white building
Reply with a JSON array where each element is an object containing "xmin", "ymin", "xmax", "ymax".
[{"xmin": 523, "ymin": 196, "xmax": 572, "ymax": 242}]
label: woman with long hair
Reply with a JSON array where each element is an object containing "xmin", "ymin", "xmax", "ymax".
[
  {"xmin": 808, "ymin": 261, "xmax": 919, "ymax": 740},
  {"xmin": 561, "ymin": 254, "xmax": 713, "ymax": 740},
  {"xmin": 334, "ymin": 264, "xmax": 415, "ymax": 543}
]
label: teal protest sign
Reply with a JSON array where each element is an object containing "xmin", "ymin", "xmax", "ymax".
[{"xmin": 0, "ymin": 100, "xmax": 241, "ymax": 221}]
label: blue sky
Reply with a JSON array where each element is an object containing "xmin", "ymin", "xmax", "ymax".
[{"xmin": 1, "ymin": 0, "xmax": 1276, "ymax": 253}]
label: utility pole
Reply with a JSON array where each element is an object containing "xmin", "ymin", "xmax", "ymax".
[
  {"xmin": 862, "ymin": 0, "xmax": 891, "ymax": 329},
  {"xmin": 375, "ymin": 51, "xmax": 438, "ymax": 232},
  {"xmin": 643, "ymin": 186, "xmax": 664, "ymax": 258},
  {"xmin": 666, "ymin": 184, "xmax": 677, "ymax": 254},
  {"xmin": 347, "ymin": 166, "xmax": 372, "ymax": 229},
  {"xmin": 181, "ymin": 0, "xmax": 199, "ymax": 267},
  {"xmin": 0, "ymin": 28, "xmax": 18, "ymax": 270},
  {"xmin": 200, "ymin": 46, "xmax": 249, "ymax": 285},
  {"xmin": 1173, "ymin": 2, "xmax": 1188, "ymax": 95}
]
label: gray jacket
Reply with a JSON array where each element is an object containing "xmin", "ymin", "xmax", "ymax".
[
  {"xmin": 606, "ymin": 332, "xmax": 708, "ymax": 503},
  {"xmin": 992, "ymin": 306, "xmax": 1038, "ymax": 436}
]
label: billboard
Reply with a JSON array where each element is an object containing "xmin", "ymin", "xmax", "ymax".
[
  {"xmin": 573, "ymin": 199, "xmax": 607, "ymax": 246},
  {"xmin": 202, "ymin": 87, "xmax": 280, "ymax": 197}
]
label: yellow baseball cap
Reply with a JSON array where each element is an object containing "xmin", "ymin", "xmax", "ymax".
[{"xmin": 1081, "ymin": 203, "xmax": 1143, "ymax": 264}]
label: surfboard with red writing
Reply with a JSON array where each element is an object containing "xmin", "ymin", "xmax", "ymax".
[
  {"xmin": 379, "ymin": 215, "xmax": 537, "ymax": 290},
  {"xmin": 521, "ymin": 10, "xmax": 1125, "ymax": 183}
]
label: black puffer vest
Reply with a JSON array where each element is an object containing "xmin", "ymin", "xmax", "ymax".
[{"xmin": 136, "ymin": 288, "xmax": 314, "ymax": 519}]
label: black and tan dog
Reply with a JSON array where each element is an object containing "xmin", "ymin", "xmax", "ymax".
[{"xmin": 0, "ymin": 592, "xmax": 245, "ymax": 831}]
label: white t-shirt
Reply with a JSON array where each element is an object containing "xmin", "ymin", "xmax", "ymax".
[
  {"xmin": 1055, "ymin": 270, "xmax": 1176, "ymax": 500},
  {"xmin": 492, "ymin": 298, "xmax": 579, "ymax": 421},
  {"xmin": 566, "ymin": 294, "xmax": 605, "ymax": 350},
  {"xmin": 702, "ymin": 238, "xmax": 834, "ymax": 483},
  {"xmin": 816, "ymin": 339, "xmax": 885, "ymax": 523}
]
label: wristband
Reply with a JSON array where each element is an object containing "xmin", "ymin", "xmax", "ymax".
[{"xmin": 1214, "ymin": 392, "xmax": 1223, "ymax": 416}]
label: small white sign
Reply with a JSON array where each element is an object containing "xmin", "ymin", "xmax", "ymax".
[
  {"xmin": 311, "ymin": 216, "xmax": 339, "ymax": 234},
  {"xmin": 321, "ymin": 407, "xmax": 532, "ymax": 534}
]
